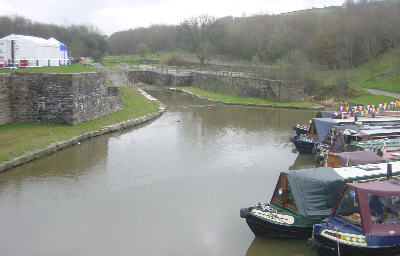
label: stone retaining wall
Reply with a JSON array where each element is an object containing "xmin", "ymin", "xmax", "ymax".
[
  {"xmin": 0, "ymin": 88, "xmax": 165, "ymax": 173},
  {"xmin": 0, "ymin": 74, "xmax": 12, "ymax": 125},
  {"xmin": 4, "ymin": 71, "xmax": 122, "ymax": 125},
  {"xmin": 126, "ymin": 70, "xmax": 192, "ymax": 87},
  {"xmin": 126, "ymin": 70, "xmax": 305, "ymax": 102}
]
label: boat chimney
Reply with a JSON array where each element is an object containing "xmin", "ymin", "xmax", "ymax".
[{"xmin": 387, "ymin": 163, "xmax": 392, "ymax": 180}]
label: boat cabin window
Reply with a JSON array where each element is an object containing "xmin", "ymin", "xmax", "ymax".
[
  {"xmin": 368, "ymin": 194, "xmax": 400, "ymax": 224},
  {"xmin": 286, "ymin": 183, "xmax": 295, "ymax": 207},
  {"xmin": 271, "ymin": 174, "xmax": 297, "ymax": 211},
  {"xmin": 334, "ymin": 188, "xmax": 361, "ymax": 226},
  {"xmin": 273, "ymin": 178, "xmax": 284, "ymax": 203}
]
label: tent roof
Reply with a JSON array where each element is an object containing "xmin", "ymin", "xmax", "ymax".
[{"xmin": 0, "ymin": 34, "xmax": 61, "ymax": 47}]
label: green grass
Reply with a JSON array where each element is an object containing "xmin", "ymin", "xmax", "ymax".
[
  {"xmin": 102, "ymin": 52, "xmax": 183, "ymax": 68},
  {"xmin": 320, "ymin": 47, "xmax": 400, "ymax": 93},
  {"xmin": 350, "ymin": 48, "xmax": 400, "ymax": 92},
  {"xmin": 0, "ymin": 86, "xmax": 159, "ymax": 163},
  {"xmin": 180, "ymin": 86, "xmax": 317, "ymax": 108},
  {"xmin": 103, "ymin": 56, "xmax": 142, "ymax": 68},
  {"xmin": 349, "ymin": 94, "xmax": 399, "ymax": 105},
  {"xmin": 0, "ymin": 63, "xmax": 96, "ymax": 73},
  {"xmin": 150, "ymin": 51, "xmax": 182, "ymax": 60}
]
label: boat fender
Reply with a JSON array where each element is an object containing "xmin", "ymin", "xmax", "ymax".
[{"xmin": 240, "ymin": 208, "xmax": 250, "ymax": 218}]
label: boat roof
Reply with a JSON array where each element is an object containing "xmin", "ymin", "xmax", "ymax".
[
  {"xmin": 316, "ymin": 111, "xmax": 336, "ymax": 118},
  {"xmin": 312, "ymin": 117, "xmax": 400, "ymax": 141},
  {"xmin": 329, "ymin": 151, "xmax": 386, "ymax": 166},
  {"xmin": 349, "ymin": 179, "xmax": 400, "ymax": 193},
  {"xmin": 344, "ymin": 179, "xmax": 400, "ymax": 235},
  {"xmin": 350, "ymin": 138, "xmax": 400, "ymax": 149},
  {"xmin": 312, "ymin": 118, "xmax": 340, "ymax": 141},
  {"xmin": 332, "ymin": 116, "xmax": 400, "ymax": 123},
  {"xmin": 284, "ymin": 162, "xmax": 400, "ymax": 218}
]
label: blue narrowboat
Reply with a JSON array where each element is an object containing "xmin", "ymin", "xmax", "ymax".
[{"xmin": 309, "ymin": 179, "xmax": 400, "ymax": 256}]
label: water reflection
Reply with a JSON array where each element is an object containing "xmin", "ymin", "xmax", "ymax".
[
  {"xmin": 0, "ymin": 88, "xmax": 318, "ymax": 256},
  {"xmin": 289, "ymin": 153, "xmax": 316, "ymax": 170},
  {"xmin": 246, "ymin": 237, "xmax": 317, "ymax": 256}
]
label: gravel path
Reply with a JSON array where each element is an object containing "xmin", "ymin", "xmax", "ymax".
[{"xmin": 365, "ymin": 88, "xmax": 400, "ymax": 99}]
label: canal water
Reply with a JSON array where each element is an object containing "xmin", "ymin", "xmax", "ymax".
[{"xmin": 0, "ymin": 88, "xmax": 317, "ymax": 256}]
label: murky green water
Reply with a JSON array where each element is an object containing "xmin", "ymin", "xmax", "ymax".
[{"xmin": 0, "ymin": 88, "xmax": 317, "ymax": 256}]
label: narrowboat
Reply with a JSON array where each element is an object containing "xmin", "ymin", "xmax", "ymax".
[
  {"xmin": 308, "ymin": 179, "xmax": 400, "ymax": 256},
  {"xmin": 240, "ymin": 162, "xmax": 400, "ymax": 239},
  {"xmin": 293, "ymin": 116, "xmax": 400, "ymax": 154},
  {"xmin": 292, "ymin": 118, "xmax": 348, "ymax": 154},
  {"xmin": 316, "ymin": 125, "xmax": 400, "ymax": 164},
  {"xmin": 293, "ymin": 111, "xmax": 336, "ymax": 136}
]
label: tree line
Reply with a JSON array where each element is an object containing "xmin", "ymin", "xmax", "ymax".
[
  {"xmin": 1, "ymin": 0, "xmax": 400, "ymax": 71},
  {"xmin": 108, "ymin": 0, "xmax": 400, "ymax": 70}
]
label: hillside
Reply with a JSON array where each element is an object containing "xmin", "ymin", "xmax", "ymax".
[
  {"xmin": 350, "ymin": 47, "xmax": 400, "ymax": 93},
  {"xmin": 318, "ymin": 47, "xmax": 400, "ymax": 105}
]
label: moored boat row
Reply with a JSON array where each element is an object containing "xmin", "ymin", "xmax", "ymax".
[
  {"xmin": 240, "ymin": 110, "xmax": 400, "ymax": 255},
  {"xmin": 240, "ymin": 162, "xmax": 400, "ymax": 255}
]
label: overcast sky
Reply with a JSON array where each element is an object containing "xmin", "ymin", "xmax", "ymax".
[{"xmin": 0, "ymin": 0, "xmax": 344, "ymax": 35}]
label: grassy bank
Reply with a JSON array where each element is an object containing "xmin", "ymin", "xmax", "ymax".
[
  {"xmin": 179, "ymin": 86, "xmax": 318, "ymax": 108},
  {"xmin": 349, "ymin": 94, "xmax": 399, "ymax": 105},
  {"xmin": 320, "ymin": 47, "xmax": 400, "ymax": 95},
  {"xmin": 0, "ymin": 86, "xmax": 159, "ymax": 163},
  {"xmin": 103, "ymin": 52, "xmax": 182, "ymax": 68},
  {"xmin": 350, "ymin": 47, "xmax": 400, "ymax": 93},
  {"xmin": 0, "ymin": 63, "xmax": 96, "ymax": 73},
  {"xmin": 103, "ymin": 56, "xmax": 141, "ymax": 68}
]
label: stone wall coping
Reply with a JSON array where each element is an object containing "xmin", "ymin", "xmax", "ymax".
[{"xmin": 0, "ymin": 87, "xmax": 166, "ymax": 173}]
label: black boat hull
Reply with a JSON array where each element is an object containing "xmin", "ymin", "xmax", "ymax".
[
  {"xmin": 311, "ymin": 234, "xmax": 400, "ymax": 256},
  {"xmin": 245, "ymin": 213, "xmax": 312, "ymax": 239},
  {"xmin": 292, "ymin": 136, "xmax": 317, "ymax": 154}
]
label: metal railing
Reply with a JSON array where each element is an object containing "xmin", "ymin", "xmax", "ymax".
[{"xmin": 0, "ymin": 58, "xmax": 71, "ymax": 69}]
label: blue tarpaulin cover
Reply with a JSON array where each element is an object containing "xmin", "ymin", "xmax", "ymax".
[{"xmin": 312, "ymin": 118, "xmax": 338, "ymax": 141}]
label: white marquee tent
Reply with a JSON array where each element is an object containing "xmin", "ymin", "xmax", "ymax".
[{"xmin": 0, "ymin": 34, "xmax": 69, "ymax": 68}]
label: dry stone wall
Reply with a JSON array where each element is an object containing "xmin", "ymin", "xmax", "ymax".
[
  {"xmin": 126, "ymin": 70, "xmax": 305, "ymax": 102},
  {"xmin": 0, "ymin": 74, "xmax": 12, "ymax": 125},
  {"xmin": 126, "ymin": 70, "xmax": 192, "ymax": 87},
  {"xmin": 71, "ymin": 72, "xmax": 122, "ymax": 124},
  {"xmin": 1, "ymin": 71, "xmax": 122, "ymax": 125}
]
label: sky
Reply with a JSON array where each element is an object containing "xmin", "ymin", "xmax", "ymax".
[{"xmin": 0, "ymin": 0, "xmax": 344, "ymax": 35}]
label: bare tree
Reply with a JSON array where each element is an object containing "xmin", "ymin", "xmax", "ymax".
[{"xmin": 178, "ymin": 14, "xmax": 217, "ymax": 63}]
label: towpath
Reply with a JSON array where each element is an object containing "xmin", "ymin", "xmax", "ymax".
[{"xmin": 364, "ymin": 88, "xmax": 400, "ymax": 99}]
